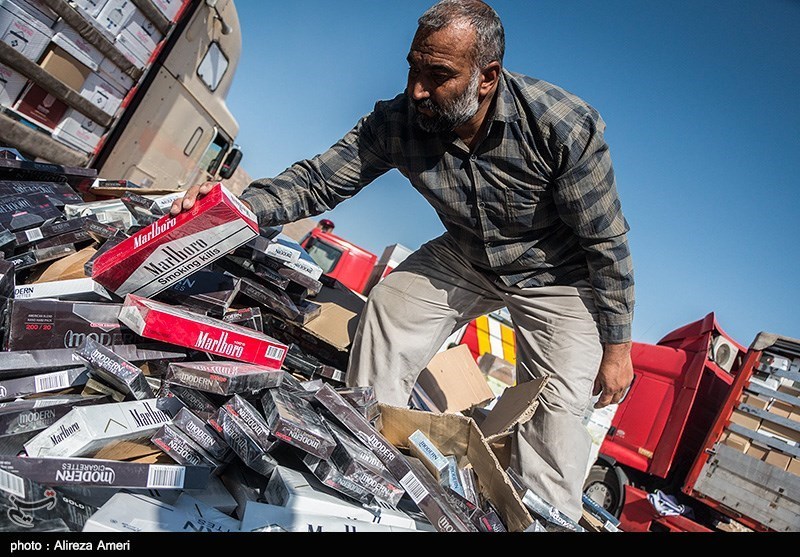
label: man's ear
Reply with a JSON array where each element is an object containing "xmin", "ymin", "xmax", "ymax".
[{"xmin": 479, "ymin": 61, "xmax": 501, "ymax": 97}]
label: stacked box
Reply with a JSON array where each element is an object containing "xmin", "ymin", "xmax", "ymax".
[
  {"xmin": 151, "ymin": 423, "xmax": 223, "ymax": 471},
  {"xmin": 156, "ymin": 382, "xmax": 220, "ymax": 422}
]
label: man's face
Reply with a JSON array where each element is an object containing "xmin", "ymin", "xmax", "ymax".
[{"xmin": 406, "ymin": 24, "xmax": 482, "ymax": 133}]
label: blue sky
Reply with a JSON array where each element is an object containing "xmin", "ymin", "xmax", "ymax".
[{"xmin": 224, "ymin": 0, "xmax": 800, "ymax": 346}]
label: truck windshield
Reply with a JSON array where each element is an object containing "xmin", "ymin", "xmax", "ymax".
[{"xmin": 304, "ymin": 238, "xmax": 342, "ymax": 274}]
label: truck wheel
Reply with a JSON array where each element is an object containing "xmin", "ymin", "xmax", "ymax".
[{"xmin": 583, "ymin": 462, "xmax": 628, "ymax": 517}]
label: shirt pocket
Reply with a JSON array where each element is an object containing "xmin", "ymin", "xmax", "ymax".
[{"xmin": 501, "ymin": 177, "xmax": 551, "ymax": 233}]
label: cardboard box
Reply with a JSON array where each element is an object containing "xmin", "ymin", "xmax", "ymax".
[
  {"xmin": 51, "ymin": 18, "xmax": 104, "ymax": 71},
  {"xmin": 71, "ymin": 0, "xmax": 110, "ymax": 18},
  {"xmin": 764, "ymin": 450, "xmax": 791, "ymax": 471},
  {"xmin": 38, "ymin": 45, "xmax": 93, "ymax": 92},
  {"xmin": 729, "ymin": 408, "xmax": 762, "ymax": 432},
  {"xmin": 11, "ymin": 0, "xmax": 58, "ymax": 27},
  {"xmin": 14, "ymin": 83, "xmax": 69, "ymax": 129},
  {"xmin": 52, "ymin": 108, "xmax": 106, "ymax": 155},
  {"xmin": 379, "ymin": 403, "xmax": 535, "ymax": 532},
  {"xmin": 722, "ymin": 430, "xmax": 751, "ymax": 453},
  {"xmin": 0, "ymin": 61, "xmax": 28, "ymax": 107},
  {"xmin": 416, "ymin": 344, "xmax": 496, "ymax": 414},
  {"xmin": 91, "ymin": 182, "xmax": 258, "ymax": 298},
  {"xmin": 120, "ymin": 294, "xmax": 288, "ymax": 369},
  {"xmin": 758, "ymin": 420, "xmax": 800, "ymax": 446},
  {"xmin": 745, "ymin": 444, "xmax": 769, "ymax": 461},
  {"xmin": 0, "ymin": 0, "xmax": 53, "ymax": 61},
  {"xmin": 151, "ymin": 0, "xmax": 184, "ymax": 22},
  {"xmin": 95, "ymin": 0, "xmax": 137, "ymax": 36},
  {"xmin": 79, "ymin": 72, "xmax": 123, "ymax": 117},
  {"xmin": 788, "ymin": 457, "xmax": 800, "ymax": 476}
]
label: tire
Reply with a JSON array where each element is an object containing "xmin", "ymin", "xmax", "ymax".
[{"xmin": 583, "ymin": 462, "xmax": 629, "ymax": 518}]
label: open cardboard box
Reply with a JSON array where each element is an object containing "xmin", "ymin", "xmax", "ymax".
[{"xmin": 379, "ymin": 373, "xmax": 548, "ymax": 532}]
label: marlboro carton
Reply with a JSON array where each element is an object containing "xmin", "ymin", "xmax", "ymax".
[
  {"xmin": 0, "ymin": 454, "xmax": 211, "ymax": 490},
  {"xmin": 119, "ymin": 294, "xmax": 288, "ymax": 369},
  {"xmin": 23, "ymin": 398, "xmax": 171, "ymax": 458},
  {"xmin": 73, "ymin": 337, "xmax": 153, "ymax": 400},
  {"xmin": 90, "ymin": 182, "xmax": 259, "ymax": 298},
  {"xmin": 164, "ymin": 361, "xmax": 284, "ymax": 396}
]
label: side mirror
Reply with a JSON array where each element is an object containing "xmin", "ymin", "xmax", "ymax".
[{"xmin": 219, "ymin": 147, "xmax": 242, "ymax": 179}]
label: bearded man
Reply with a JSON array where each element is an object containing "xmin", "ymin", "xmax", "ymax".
[{"xmin": 172, "ymin": 0, "xmax": 635, "ymax": 522}]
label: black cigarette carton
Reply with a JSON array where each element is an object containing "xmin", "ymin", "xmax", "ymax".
[
  {"xmin": 121, "ymin": 191, "xmax": 165, "ymax": 226},
  {"xmin": 0, "ymin": 367, "xmax": 90, "ymax": 402},
  {"xmin": 299, "ymin": 451, "xmax": 379, "ymax": 507},
  {"xmin": 261, "ymin": 388, "xmax": 336, "ymax": 460},
  {"xmin": 6, "ymin": 244, "xmax": 76, "ymax": 271},
  {"xmin": 0, "ymin": 343, "xmax": 185, "ymax": 379},
  {"xmin": 0, "ymin": 475, "xmax": 97, "ymax": 531},
  {"xmin": 0, "ymin": 156, "xmax": 96, "ymax": 191},
  {"xmin": 224, "ymin": 254, "xmax": 290, "ymax": 290},
  {"xmin": 3, "ymin": 299, "xmax": 134, "ymax": 351},
  {"xmin": 165, "ymin": 361, "xmax": 284, "ymax": 396},
  {"xmin": 0, "ymin": 455, "xmax": 211, "ymax": 489},
  {"xmin": 282, "ymin": 343, "xmax": 346, "ymax": 385},
  {"xmin": 33, "ymin": 229, "xmax": 93, "ymax": 250},
  {"xmin": 209, "ymin": 405, "xmax": 278, "ymax": 477},
  {"xmin": 156, "ymin": 382, "xmax": 221, "ymax": 422},
  {"xmin": 312, "ymin": 383, "xmax": 475, "ymax": 532},
  {"xmin": 151, "ymin": 423, "xmax": 224, "ymax": 470},
  {"xmin": 158, "ymin": 270, "xmax": 241, "ymax": 316},
  {"xmin": 0, "ymin": 258, "xmax": 15, "ymax": 299},
  {"xmin": 222, "ymin": 306, "xmax": 263, "ymax": 332},
  {"xmin": 0, "ymin": 181, "xmax": 83, "ymax": 208},
  {"xmin": 321, "ymin": 414, "xmax": 386, "ymax": 476},
  {"xmin": 506, "ymin": 467, "xmax": 585, "ymax": 532},
  {"xmin": 0, "ymin": 394, "xmax": 108, "ymax": 438},
  {"xmin": 222, "ymin": 394, "xmax": 275, "ymax": 451},
  {"xmin": 73, "ymin": 337, "xmax": 154, "ymax": 400},
  {"xmin": 13, "ymin": 216, "xmax": 95, "ymax": 249},
  {"xmin": 236, "ymin": 276, "xmax": 300, "ymax": 321},
  {"xmin": 172, "ymin": 407, "xmax": 232, "ymax": 462},
  {"xmin": 294, "ymin": 299, "xmax": 322, "ymax": 325},
  {"xmin": 0, "ymin": 192, "xmax": 62, "ymax": 231},
  {"xmin": 84, "ymin": 218, "xmax": 128, "ymax": 242}
]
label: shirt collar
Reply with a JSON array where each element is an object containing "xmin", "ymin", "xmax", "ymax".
[{"xmin": 491, "ymin": 69, "xmax": 522, "ymax": 124}]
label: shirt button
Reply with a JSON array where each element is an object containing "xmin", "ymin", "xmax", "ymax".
[
  {"xmin": 470, "ymin": 155, "xmax": 477, "ymax": 161},
  {"xmin": 478, "ymin": 201, "xmax": 485, "ymax": 208}
]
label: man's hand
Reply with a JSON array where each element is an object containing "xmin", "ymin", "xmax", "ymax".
[
  {"xmin": 593, "ymin": 341, "xmax": 634, "ymax": 409},
  {"xmin": 169, "ymin": 182, "xmax": 217, "ymax": 216}
]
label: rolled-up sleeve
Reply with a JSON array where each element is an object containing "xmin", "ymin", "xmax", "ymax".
[{"xmin": 553, "ymin": 113, "xmax": 635, "ymax": 343}]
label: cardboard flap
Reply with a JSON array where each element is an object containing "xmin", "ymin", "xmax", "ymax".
[
  {"xmin": 479, "ymin": 376, "xmax": 548, "ymax": 441},
  {"xmin": 416, "ymin": 344, "xmax": 496, "ymax": 413},
  {"xmin": 302, "ymin": 282, "xmax": 365, "ymax": 350}
]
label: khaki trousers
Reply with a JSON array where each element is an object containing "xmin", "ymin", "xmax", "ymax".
[{"xmin": 346, "ymin": 234, "xmax": 603, "ymax": 522}]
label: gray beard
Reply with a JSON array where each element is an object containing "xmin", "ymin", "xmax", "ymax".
[{"xmin": 411, "ymin": 70, "xmax": 481, "ymax": 133}]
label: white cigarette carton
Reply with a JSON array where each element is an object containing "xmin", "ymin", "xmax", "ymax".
[
  {"xmin": 241, "ymin": 501, "xmax": 420, "ymax": 533},
  {"xmin": 24, "ymin": 398, "xmax": 170, "ymax": 457}
]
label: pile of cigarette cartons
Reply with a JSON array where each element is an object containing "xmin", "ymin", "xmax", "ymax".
[{"xmin": 0, "ymin": 157, "xmax": 605, "ymax": 534}]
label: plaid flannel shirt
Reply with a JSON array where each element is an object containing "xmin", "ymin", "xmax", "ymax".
[{"xmin": 241, "ymin": 69, "xmax": 635, "ymax": 343}]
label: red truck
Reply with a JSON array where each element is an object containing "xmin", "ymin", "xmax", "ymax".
[{"xmin": 299, "ymin": 228, "xmax": 800, "ymax": 532}]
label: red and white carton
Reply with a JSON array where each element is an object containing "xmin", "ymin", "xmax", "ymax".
[
  {"xmin": 119, "ymin": 294, "xmax": 288, "ymax": 369},
  {"xmin": 91, "ymin": 182, "xmax": 259, "ymax": 298}
]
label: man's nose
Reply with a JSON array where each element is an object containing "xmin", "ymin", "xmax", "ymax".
[{"xmin": 408, "ymin": 78, "xmax": 430, "ymax": 101}]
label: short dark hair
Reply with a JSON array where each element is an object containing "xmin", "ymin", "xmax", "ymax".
[{"xmin": 418, "ymin": 0, "xmax": 505, "ymax": 69}]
